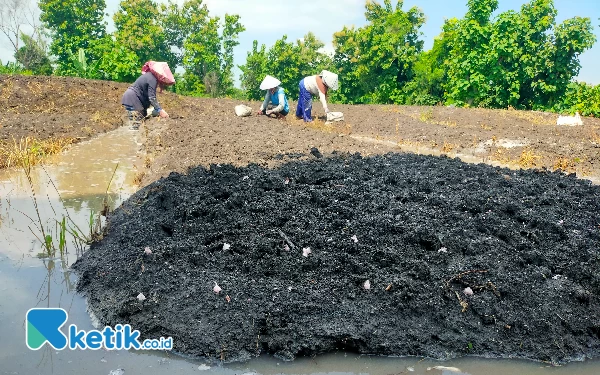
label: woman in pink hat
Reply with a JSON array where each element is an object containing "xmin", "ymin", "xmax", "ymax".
[{"xmin": 121, "ymin": 61, "xmax": 174, "ymax": 130}]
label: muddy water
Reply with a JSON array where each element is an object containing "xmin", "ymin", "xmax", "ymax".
[{"xmin": 1, "ymin": 127, "xmax": 599, "ymax": 374}]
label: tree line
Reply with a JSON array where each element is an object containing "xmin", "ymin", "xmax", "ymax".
[{"xmin": 1, "ymin": 0, "xmax": 598, "ymax": 115}]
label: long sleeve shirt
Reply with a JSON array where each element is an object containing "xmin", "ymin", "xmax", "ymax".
[
  {"xmin": 260, "ymin": 87, "xmax": 289, "ymax": 113},
  {"xmin": 302, "ymin": 75, "xmax": 328, "ymax": 112},
  {"xmin": 121, "ymin": 73, "xmax": 162, "ymax": 112}
]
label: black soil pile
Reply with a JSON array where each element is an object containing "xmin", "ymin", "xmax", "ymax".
[{"xmin": 73, "ymin": 152, "xmax": 600, "ymax": 365}]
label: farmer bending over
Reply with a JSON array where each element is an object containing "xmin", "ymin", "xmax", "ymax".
[
  {"xmin": 296, "ymin": 70, "xmax": 338, "ymax": 122},
  {"xmin": 121, "ymin": 61, "xmax": 174, "ymax": 130},
  {"xmin": 257, "ymin": 75, "xmax": 289, "ymax": 119}
]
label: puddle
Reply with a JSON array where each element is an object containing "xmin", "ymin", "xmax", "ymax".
[
  {"xmin": 351, "ymin": 134, "xmax": 519, "ymax": 169},
  {"xmin": 1, "ymin": 127, "xmax": 599, "ymax": 374},
  {"xmin": 470, "ymin": 138, "xmax": 531, "ymax": 154}
]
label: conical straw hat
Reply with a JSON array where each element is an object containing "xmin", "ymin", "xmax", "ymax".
[
  {"xmin": 260, "ymin": 75, "xmax": 281, "ymax": 90},
  {"xmin": 320, "ymin": 70, "xmax": 338, "ymax": 90}
]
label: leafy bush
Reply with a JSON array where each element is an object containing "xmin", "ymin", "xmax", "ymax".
[
  {"xmin": 552, "ymin": 82, "xmax": 600, "ymax": 117},
  {"xmin": 0, "ymin": 60, "xmax": 25, "ymax": 74}
]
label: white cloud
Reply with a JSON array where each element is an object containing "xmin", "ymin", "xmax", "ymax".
[{"xmin": 202, "ymin": 0, "xmax": 364, "ymax": 33}]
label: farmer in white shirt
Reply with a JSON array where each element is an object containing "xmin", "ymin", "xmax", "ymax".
[{"xmin": 296, "ymin": 70, "xmax": 338, "ymax": 122}]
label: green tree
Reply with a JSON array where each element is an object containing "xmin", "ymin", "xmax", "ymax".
[
  {"xmin": 239, "ymin": 40, "xmax": 268, "ymax": 100},
  {"xmin": 536, "ymin": 16, "xmax": 597, "ymax": 108},
  {"xmin": 113, "ymin": 0, "xmax": 175, "ymax": 67},
  {"xmin": 554, "ymin": 82, "xmax": 600, "ymax": 117},
  {"xmin": 57, "ymin": 36, "xmax": 140, "ymax": 82},
  {"xmin": 39, "ymin": 0, "xmax": 107, "ymax": 72},
  {"xmin": 239, "ymin": 33, "xmax": 332, "ymax": 101},
  {"xmin": 332, "ymin": 0, "xmax": 425, "ymax": 104},
  {"xmin": 445, "ymin": 0, "xmax": 595, "ymax": 109},
  {"xmin": 402, "ymin": 18, "xmax": 458, "ymax": 105},
  {"xmin": 331, "ymin": 26, "xmax": 361, "ymax": 104},
  {"xmin": 221, "ymin": 14, "xmax": 245, "ymax": 95},
  {"xmin": 65, "ymin": 48, "xmax": 100, "ymax": 79},
  {"xmin": 14, "ymin": 32, "xmax": 53, "ymax": 75},
  {"xmin": 159, "ymin": 0, "xmax": 209, "ymax": 67},
  {"xmin": 296, "ymin": 32, "xmax": 332, "ymax": 78},
  {"xmin": 266, "ymin": 35, "xmax": 302, "ymax": 100},
  {"xmin": 182, "ymin": 13, "xmax": 245, "ymax": 97},
  {"xmin": 92, "ymin": 36, "xmax": 141, "ymax": 82},
  {"xmin": 183, "ymin": 15, "xmax": 221, "ymax": 96},
  {"xmin": 445, "ymin": 0, "xmax": 498, "ymax": 106}
]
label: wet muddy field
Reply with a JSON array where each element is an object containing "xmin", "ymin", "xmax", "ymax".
[
  {"xmin": 74, "ymin": 152, "xmax": 600, "ymax": 365},
  {"xmin": 2, "ymin": 75, "xmax": 600, "ymax": 373}
]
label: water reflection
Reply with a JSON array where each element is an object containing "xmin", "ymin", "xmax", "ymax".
[
  {"xmin": 0, "ymin": 127, "xmax": 140, "ymax": 262},
  {"xmin": 35, "ymin": 257, "xmax": 77, "ymax": 371},
  {"xmin": 0, "ymin": 126, "xmax": 142, "ymax": 374}
]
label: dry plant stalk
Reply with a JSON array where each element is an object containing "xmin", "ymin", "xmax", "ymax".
[
  {"xmin": 518, "ymin": 149, "xmax": 542, "ymax": 168},
  {"xmin": 0, "ymin": 136, "xmax": 75, "ymax": 169}
]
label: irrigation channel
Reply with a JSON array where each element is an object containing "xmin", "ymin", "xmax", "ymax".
[{"xmin": 0, "ymin": 126, "xmax": 599, "ymax": 375}]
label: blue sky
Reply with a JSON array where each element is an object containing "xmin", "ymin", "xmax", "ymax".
[{"xmin": 1, "ymin": 0, "xmax": 598, "ymax": 84}]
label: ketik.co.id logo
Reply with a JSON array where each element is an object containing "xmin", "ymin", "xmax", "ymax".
[{"xmin": 26, "ymin": 308, "xmax": 173, "ymax": 350}]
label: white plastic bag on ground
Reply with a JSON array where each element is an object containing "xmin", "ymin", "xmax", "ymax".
[
  {"xmin": 326, "ymin": 111, "xmax": 344, "ymax": 122},
  {"xmin": 556, "ymin": 111, "xmax": 583, "ymax": 126},
  {"xmin": 235, "ymin": 104, "xmax": 252, "ymax": 117}
]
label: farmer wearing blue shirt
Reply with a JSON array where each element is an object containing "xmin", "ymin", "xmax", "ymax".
[{"xmin": 257, "ymin": 75, "xmax": 289, "ymax": 118}]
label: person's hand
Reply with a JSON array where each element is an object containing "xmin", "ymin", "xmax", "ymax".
[
  {"xmin": 266, "ymin": 110, "xmax": 273, "ymax": 115},
  {"xmin": 257, "ymin": 110, "xmax": 263, "ymax": 115},
  {"xmin": 159, "ymin": 109, "xmax": 169, "ymax": 118},
  {"xmin": 324, "ymin": 107, "xmax": 330, "ymax": 113}
]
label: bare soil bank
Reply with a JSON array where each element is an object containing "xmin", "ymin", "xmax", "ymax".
[
  {"xmin": 138, "ymin": 95, "xmax": 600, "ymax": 186},
  {"xmin": 3, "ymin": 75, "xmax": 599, "ymax": 181}
]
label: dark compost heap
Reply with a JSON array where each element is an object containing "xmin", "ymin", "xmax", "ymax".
[{"xmin": 73, "ymin": 152, "xmax": 600, "ymax": 364}]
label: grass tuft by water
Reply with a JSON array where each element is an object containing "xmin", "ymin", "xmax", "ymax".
[{"xmin": 0, "ymin": 136, "xmax": 75, "ymax": 169}]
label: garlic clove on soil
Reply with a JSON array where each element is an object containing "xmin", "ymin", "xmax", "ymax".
[
  {"xmin": 144, "ymin": 247, "xmax": 152, "ymax": 255},
  {"xmin": 364, "ymin": 280, "xmax": 371, "ymax": 290},
  {"xmin": 223, "ymin": 243, "xmax": 231, "ymax": 251},
  {"xmin": 213, "ymin": 282, "xmax": 222, "ymax": 294},
  {"xmin": 351, "ymin": 235, "xmax": 358, "ymax": 243},
  {"xmin": 302, "ymin": 247, "xmax": 311, "ymax": 257},
  {"xmin": 463, "ymin": 287, "xmax": 474, "ymax": 296},
  {"xmin": 137, "ymin": 293, "xmax": 146, "ymax": 301}
]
